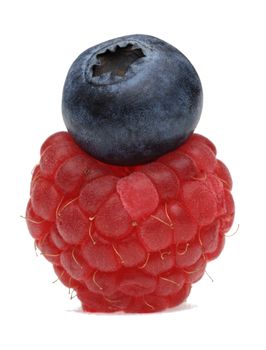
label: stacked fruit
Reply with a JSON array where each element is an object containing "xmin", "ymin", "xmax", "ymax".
[{"xmin": 26, "ymin": 35, "xmax": 234, "ymax": 312}]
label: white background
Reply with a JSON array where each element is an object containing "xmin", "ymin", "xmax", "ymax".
[{"xmin": 1, "ymin": 0, "xmax": 265, "ymax": 349}]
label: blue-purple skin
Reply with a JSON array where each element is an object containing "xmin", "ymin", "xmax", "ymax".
[{"xmin": 62, "ymin": 34, "xmax": 203, "ymax": 166}]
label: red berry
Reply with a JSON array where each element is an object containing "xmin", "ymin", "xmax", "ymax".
[
  {"xmin": 160, "ymin": 152, "xmax": 198, "ymax": 180},
  {"xmin": 142, "ymin": 248, "xmax": 175, "ymax": 276},
  {"xmin": 119, "ymin": 269, "xmax": 157, "ymax": 297},
  {"xmin": 199, "ymin": 220, "xmax": 220, "ymax": 256},
  {"xmin": 26, "ymin": 200, "xmax": 51, "ymax": 240},
  {"xmin": 54, "ymin": 154, "xmax": 106, "ymax": 194},
  {"xmin": 31, "ymin": 178, "xmax": 62, "ymax": 221},
  {"xmin": 81, "ymin": 239, "xmax": 122, "ymax": 272},
  {"xmin": 57, "ymin": 201, "xmax": 89, "ymax": 244},
  {"xmin": 40, "ymin": 142, "xmax": 81, "ymax": 178},
  {"xmin": 26, "ymin": 132, "xmax": 235, "ymax": 313},
  {"xmin": 189, "ymin": 134, "xmax": 217, "ymax": 155},
  {"xmin": 215, "ymin": 160, "xmax": 233, "ymax": 190},
  {"xmin": 168, "ymin": 201, "xmax": 198, "ymax": 244},
  {"xmin": 36, "ymin": 234, "xmax": 61, "ymax": 266},
  {"xmin": 117, "ymin": 172, "xmax": 159, "ymax": 220},
  {"xmin": 114, "ymin": 237, "xmax": 146, "ymax": 268},
  {"xmin": 95, "ymin": 193, "xmax": 132, "ymax": 239},
  {"xmin": 79, "ymin": 175, "xmax": 118, "ymax": 215},
  {"xmin": 176, "ymin": 240, "xmax": 202, "ymax": 268},
  {"xmin": 138, "ymin": 162, "xmax": 180, "ymax": 200},
  {"xmin": 156, "ymin": 271, "xmax": 185, "ymax": 296},
  {"xmin": 40, "ymin": 131, "xmax": 74, "ymax": 154},
  {"xmin": 85, "ymin": 271, "xmax": 118, "ymax": 296},
  {"xmin": 49, "ymin": 225, "xmax": 68, "ymax": 250},
  {"xmin": 53, "ymin": 265, "xmax": 82, "ymax": 289},
  {"xmin": 178, "ymin": 136, "xmax": 217, "ymax": 173},
  {"xmin": 138, "ymin": 205, "xmax": 174, "ymax": 251},
  {"xmin": 182, "ymin": 181, "xmax": 218, "ymax": 225},
  {"xmin": 60, "ymin": 247, "xmax": 93, "ymax": 281}
]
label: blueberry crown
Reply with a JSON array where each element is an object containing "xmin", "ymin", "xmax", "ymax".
[{"xmin": 92, "ymin": 43, "xmax": 145, "ymax": 79}]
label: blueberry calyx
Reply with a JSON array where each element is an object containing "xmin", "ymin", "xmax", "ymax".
[{"xmin": 91, "ymin": 43, "xmax": 145, "ymax": 84}]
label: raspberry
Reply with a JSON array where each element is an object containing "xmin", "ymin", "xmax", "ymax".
[{"xmin": 26, "ymin": 132, "xmax": 235, "ymax": 313}]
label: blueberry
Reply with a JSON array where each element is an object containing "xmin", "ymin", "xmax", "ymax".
[{"xmin": 62, "ymin": 34, "xmax": 203, "ymax": 166}]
